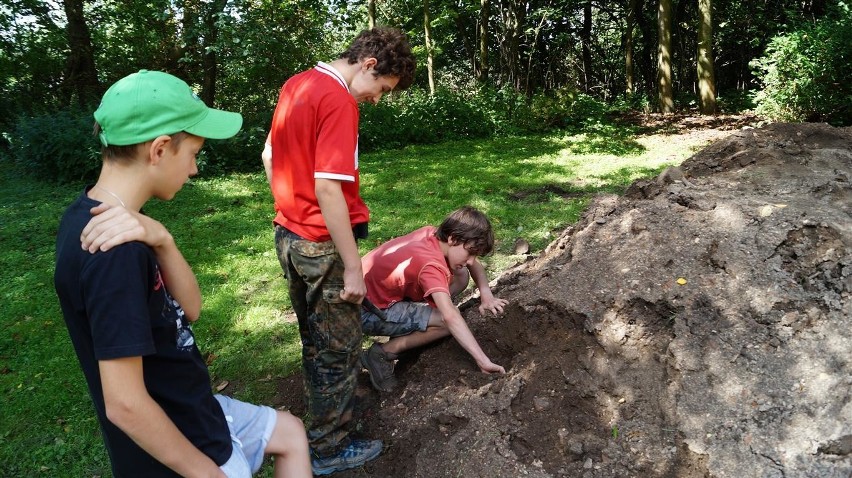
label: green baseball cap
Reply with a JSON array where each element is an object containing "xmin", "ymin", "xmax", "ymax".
[{"xmin": 94, "ymin": 70, "xmax": 242, "ymax": 146}]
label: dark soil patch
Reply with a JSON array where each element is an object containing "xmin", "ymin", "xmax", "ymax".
[{"xmin": 509, "ymin": 184, "xmax": 587, "ymax": 201}]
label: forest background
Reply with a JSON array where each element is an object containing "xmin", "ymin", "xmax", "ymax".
[{"xmin": 1, "ymin": 0, "xmax": 850, "ymax": 183}]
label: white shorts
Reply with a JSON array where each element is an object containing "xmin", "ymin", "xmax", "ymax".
[{"xmin": 215, "ymin": 394, "xmax": 277, "ymax": 477}]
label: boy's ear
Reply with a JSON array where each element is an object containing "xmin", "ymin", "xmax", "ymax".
[
  {"xmin": 148, "ymin": 135, "xmax": 173, "ymax": 165},
  {"xmin": 361, "ymin": 57, "xmax": 378, "ymax": 70}
]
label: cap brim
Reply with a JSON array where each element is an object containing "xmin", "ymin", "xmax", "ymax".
[{"xmin": 185, "ymin": 108, "xmax": 243, "ymax": 140}]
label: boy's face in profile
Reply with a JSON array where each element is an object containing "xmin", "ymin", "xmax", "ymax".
[
  {"xmin": 445, "ymin": 237, "xmax": 477, "ymax": 271},
  {"xmin": 153, "ymin": 134, "xmax": 205, "ymax": 201},
  {"xmin": 350, "ymin": 58, "xmax": 399, "ymax": 105}
]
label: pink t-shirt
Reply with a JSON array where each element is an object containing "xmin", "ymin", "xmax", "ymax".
[
  {"xmin": 269, "ymin": 62, "xmax": 369, "ymax": 242},
  {"xmin": 363, "ymin": 226, "xmax": 450, "ymax": 309}
]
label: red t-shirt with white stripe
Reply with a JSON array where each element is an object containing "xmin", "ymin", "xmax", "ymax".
[{"xmin": 269, "ymin": 62, "xmax": 368, "ymax": 242}]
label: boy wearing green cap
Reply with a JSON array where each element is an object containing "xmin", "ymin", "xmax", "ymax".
[{"xmin": 54, "ymin": 70, "xmax": 311, "ymax": 478}]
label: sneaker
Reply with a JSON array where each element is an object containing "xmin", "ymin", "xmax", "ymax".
[
  {"xmin": 361, "ymin": 343, "xmax": 398, "ymax": 392},
  {"xmin": 311, "ymin": 439, "xmax": 383, "ymax": 476}
]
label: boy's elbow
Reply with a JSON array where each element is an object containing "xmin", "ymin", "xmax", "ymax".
[
  {"xmin": 102, "ymin": 383, "xmax": 150, "ymax": 431},
  {"xmin": 104, "ymin": 395, "xmax": 139, "ymax": 428},
  {"xmin": 184, "ymin": 302, "xmax": 201, "ymax": 322},
  {"xmin": 440, "ymin": 310, "xmax": 464, "ymax": 328}
]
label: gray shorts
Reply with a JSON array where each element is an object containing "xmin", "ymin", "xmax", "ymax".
[
  {"xmin": 361, "ymin": 301, "xmax": 433, "ymax": 337},
  {"xmin": 215, "ymin": 394, "xmax": 277, "ymax": 477}
]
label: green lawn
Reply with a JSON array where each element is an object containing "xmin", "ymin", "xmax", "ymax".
[{"xmin": 0, "ymin": 126, "xmax": 717, "ymax": 476}]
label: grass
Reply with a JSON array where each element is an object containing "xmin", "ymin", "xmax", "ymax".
[{"xmin": 0, "ymin": 124, "xmax": 718, "ymax": 477}]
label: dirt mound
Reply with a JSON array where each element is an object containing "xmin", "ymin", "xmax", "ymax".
[{"xmin": 279, "ymin": 123, "xmax": 851, "ymax": 477}]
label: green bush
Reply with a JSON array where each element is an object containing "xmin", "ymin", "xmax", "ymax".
[
  {"xmin": 6, "ymin": 107, "xmax": 267, "ymax": 181},
  {"xmin": 7, "ymin": 85, "xmax": 616, "ymax": 182},
  {"xmin": 10, "ymin": 108, "xmax": 101, "ymax": 184},
  {"xmin": 359, "ymin": 86, "xmax": 611, "ymax": 151},
  {"xmin": 610, "ymin": 93, "xmax": 653, "ymax": 114},
  {"xmin": 196, "ymin": 120, "xmax": 269, "ymax": 175},
  {"xmin": 359, "ymin": 88, "xmax": 496, "ymax": 151},
  {"xmin": 716, "ymin": 90, "xmax": 755, "ymax": 113},
  {"xmin": 750, "ymin": 4, "xmax": 851, "ymax": 125}
]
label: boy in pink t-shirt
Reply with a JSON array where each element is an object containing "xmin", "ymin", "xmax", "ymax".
[{"xmin": 360, "ymin": 206, "xmax": 508, "ymax": 392}]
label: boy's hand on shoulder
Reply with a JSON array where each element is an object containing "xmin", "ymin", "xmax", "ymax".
[
  {"xmin": 479, "ymin": 296, "xmax": 508, "ymax": 316},
  {"xmin": 81, "ymin": 203, "xmax": 169, "ymax": 253}
]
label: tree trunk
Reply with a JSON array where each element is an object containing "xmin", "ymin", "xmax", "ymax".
[
  {"xmin": 62, "ymin": 0, "xmax": 100, "ymax": 106},
  {"xmin": 636, "ymin": 0, "xmax": 656, "ymax": 97},
  {"xmin": 499, "ymin": 0, "xmax": 523, "ymax": 90},
  {"xmin": 581, "ymin": 0, "xmax": 592, "ymax": 92},
  {"xmin": 656, "ymin": 0, "xmax": 674, "ymax": 113},
  {"xmin": 625, "ymin": 0, "xmax": 637, "ymax": 95},
  {"xmin": 478, "ymin": 0, "xmax": 489, "ymax": 82},
  {"xmin": 424, "ymin": 0, "xmax": 435, "ymax": 94},
  {"xmin": 200, "ymin": 0, "xmax": 227, "ymax": 106},
  {"xmin": 697, "ymin": 0, "xmax": 717, "ymax": 114},
  {"xmin": 368, "ymin": 0, "xmax": 376, "ymax": 29}
]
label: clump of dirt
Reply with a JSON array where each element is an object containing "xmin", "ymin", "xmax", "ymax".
[{"xmin": 276, "ymin": 122, "xmax": 851, "ymax": 477}]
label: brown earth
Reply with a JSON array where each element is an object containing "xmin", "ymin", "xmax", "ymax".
[{"xmin": 275, "ymin": 120, "xmax": 851, "ymax": 477}]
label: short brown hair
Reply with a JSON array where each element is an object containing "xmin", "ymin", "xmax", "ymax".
[
  {"xmin": 339, "ymin": 27, "xmax": 416, "ymax": 90},
  {"xmin": 94, "ymin": 122, "xmax": 187, "ymax": 162},
  {"xmin": 435, "ymin": 206, "xmax": 495, "ymax": 256}
]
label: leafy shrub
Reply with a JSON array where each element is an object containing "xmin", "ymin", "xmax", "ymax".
[
  {"xmin": 750, "ymin": 4, "xmax": 851, "ymax": 125},
  {"xmin": 359, "ymin": 86, "xmax": 611, "ymax": 151},
  {"xmin": 197, "ymin": 119, "xmax": 270, "ymax": 175},
  {"xmin": 716, "ymin": 91, "xmax": 755, "ymax": 113},
  {"xmin": 7, "ymin": 107, "xmax": 268, "ymax": 181},
  {"xmin": 10, "ymin": 107, "xmax": 101, "ymax": 184},
  {"xmin": 7, "ymin": 85, "xmax": 614, "ymax": 182},
  {"xmin": 610, "ymin": 93, "xmax": 653, "ymax": 114},
  {"xmin": 359, "ymin": 88, "xmax": 495, "ymax": 151}
]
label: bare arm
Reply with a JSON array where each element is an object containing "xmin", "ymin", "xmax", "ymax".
[
  {"xmin": 468, "ymin": 259, "xmax": 508, "ymax": 316},
  {"xmin": 432, "ymin": 291, "xmax": 504, "ymax": 373},
  {"xmin": 261, "ymin": 133, "xmax": 273, "ymax": 186},
  {"xmin": 99, "ymin": 357, "xmax": 226, "ymax": 478},
  {"xmin": 81, "ymin": 205, "xmax": 202, "ymax": 321},
  {"xmin": 315, "ymin": 178, "xmax": 365, "ymax": 303}
]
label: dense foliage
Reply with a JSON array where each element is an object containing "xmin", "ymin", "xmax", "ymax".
[
  {"xmin": 11, "ymin": 107, "xmax": 100, "ymax": 183},
  {"xmin": 1, "ymin": 0, "xmax": 848, "ymax": 183},
  {"xmin": 750, "ymin": 3, "xmax": 851, "ymax": 125}
]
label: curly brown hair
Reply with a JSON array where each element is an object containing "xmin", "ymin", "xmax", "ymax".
[
  {"xmin": 339, "ymin": 27, "xmax": 416, "ymax": 90},
  {"xmin": 435, "ymin": 206, "xmax": 495, "ymax": 256}
]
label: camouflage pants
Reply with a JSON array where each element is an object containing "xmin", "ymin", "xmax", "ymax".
[{"xmin": 275, "ymin": 225, "xmax": 362, "ymax": 456}]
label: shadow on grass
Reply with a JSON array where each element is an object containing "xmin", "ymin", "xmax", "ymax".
[
  {"xmin": 505, "ymin": 164, "xmax": 665, "ymax": 216},
  {"xmin": 558, "ymin": 122, "xmax": 647, "ymax": 156}
]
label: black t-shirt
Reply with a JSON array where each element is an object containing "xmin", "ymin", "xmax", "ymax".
[{"xmin": 54, "ymin": 190, "xmax": 232, "ymax": 477}]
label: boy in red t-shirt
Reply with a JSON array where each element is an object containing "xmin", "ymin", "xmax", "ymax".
[
  {"xmin": 264, "ymin": 28, "xmax": 416, "ymax": 476},
  {"xmin": 360, "ymin": 206, "xmax": 508, "ymax": 392}
]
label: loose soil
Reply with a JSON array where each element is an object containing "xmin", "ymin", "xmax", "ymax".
[{"xmin": 275, "ymin": 120, "xmax": 851, "ymax": 477}]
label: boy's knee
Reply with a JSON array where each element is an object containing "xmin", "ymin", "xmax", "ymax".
[
  {"xmin": 449, "ymin": 268, "xmax": 471, "ymax": 296},
  {"xmin": 269, "ymin": 411, "xmax": 309, "ymax": 455}
]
